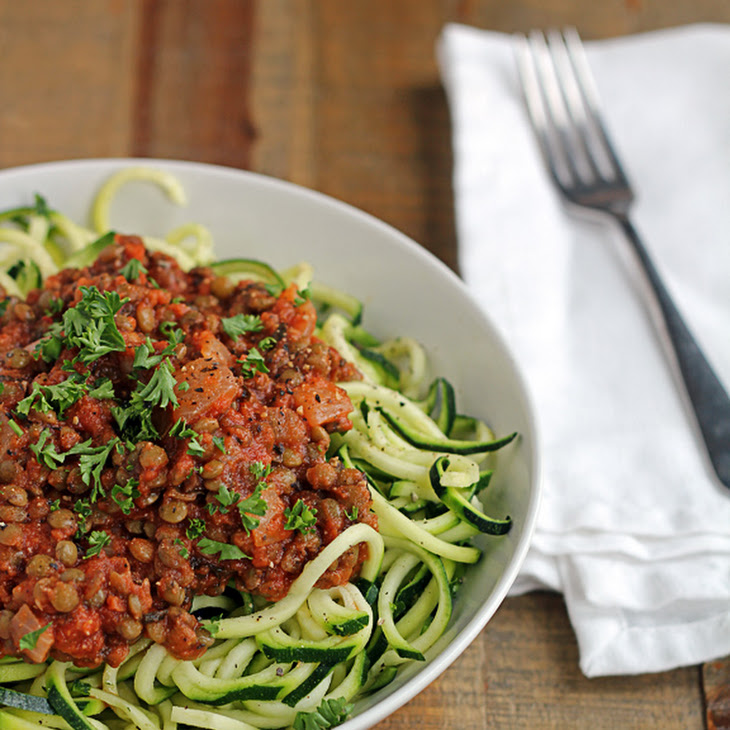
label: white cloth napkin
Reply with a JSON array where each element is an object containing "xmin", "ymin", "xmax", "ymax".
[{"xmin": 437, "ymin": 23, "xmax": 730, "ymax": 677}]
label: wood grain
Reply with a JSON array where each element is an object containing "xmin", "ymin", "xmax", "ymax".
[{"xmin": 0, "ymin": 1, "xmax": 728, "ymax": 727}]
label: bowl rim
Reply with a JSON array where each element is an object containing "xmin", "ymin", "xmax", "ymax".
[{"xmin": 0, "ymin": 157, "xmax": 542, "ymax": 729}]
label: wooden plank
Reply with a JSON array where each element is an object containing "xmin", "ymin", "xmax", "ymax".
[
  {"xmin": 132, "ymin": 0, "xmax": 256, "ymax": 168},
  {"xmin": 0, "ymin": 0, "xmax": 138, "ymax": 167},
  {"xmin": 378, "ymin": 593, "xmax": 704, "ymax": 729},
  {"xmin": 252, "ymin": 0, "xmax": 459, "ymax": 270},
  {"xmin": 704, "ymin": 658, "xmax": 730, "ymax": 730}
]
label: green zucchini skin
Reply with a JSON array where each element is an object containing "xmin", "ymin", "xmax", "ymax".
[
  {"xmin": 429, "ymin": 457, "xmax": 512, "ymax": 536},
  {"xmin": 0, "ymin": 687, "xmax": 54, "ymax": 715},
  {"xmin": 209, "ymin": 257, "xmax": 284, "ymax": 288},
  {"xmin": 45, "ymin": 662, "xmax": 98, "ymax": 730},
  {"xmin": 378, "ymin": 406, "xmax": 517, "ymax": 455}
]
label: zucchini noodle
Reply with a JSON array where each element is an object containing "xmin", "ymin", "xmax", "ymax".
[{"xmin": 0, "ymin": 168, "xmax": 517, "ymax": 730}]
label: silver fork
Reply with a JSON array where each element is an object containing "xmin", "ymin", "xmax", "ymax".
[{"xmin": 515, "ymin": 28, "xmax": 730, "ymax": 490}]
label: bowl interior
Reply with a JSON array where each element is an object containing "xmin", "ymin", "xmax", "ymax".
[{"xmin": 0, "ymin": 158, "xmax": 540, "ymax": 729}]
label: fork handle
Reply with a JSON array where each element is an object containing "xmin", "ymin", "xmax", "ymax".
[{"xmin": 616, "ymin": 214, "xmax": 730, "ymax": 488}]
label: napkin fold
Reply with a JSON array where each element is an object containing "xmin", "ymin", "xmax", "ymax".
[{"xmin": 437, "ymin": 23, "xmax": 730, "ymax": 677}]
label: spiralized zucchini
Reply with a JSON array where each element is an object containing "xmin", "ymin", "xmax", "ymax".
[{"xmin": 0, "ymin": 168, "xmax": 517, "ymax": 730}]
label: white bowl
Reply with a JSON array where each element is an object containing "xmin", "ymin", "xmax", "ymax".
[{"xmin": 0, "ymin": 158, "xmax": 540, "ymax": 729}]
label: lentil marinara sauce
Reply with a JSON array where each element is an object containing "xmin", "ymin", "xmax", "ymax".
[{"xmin": 0, "ymin": 236, "xmax": 376, "ymax": 669}]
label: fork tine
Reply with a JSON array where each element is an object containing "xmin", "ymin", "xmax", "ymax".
[
  {"xmin": 517, "ymin": 30, "xmax": 597, "ymax": 191},
  {"xmin": 514, "ymin": 31, "xmax": 573, "ymax": 190},
  {"xmin": 544, "ymin": 28, "xmax": 607, "ymax": 183},
  {"xmin": 561, "ymin": 27, "xmax": 633, "ymax": 191}
]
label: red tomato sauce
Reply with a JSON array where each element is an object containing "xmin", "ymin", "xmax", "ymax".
[{"xmin": 0, "ymin": 237, "xmax": 376, "ymax": 667}]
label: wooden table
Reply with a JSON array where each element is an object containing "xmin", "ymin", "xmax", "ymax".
[{"xmin": 1, "ymin": 2, "xmax": 728, "ymax": 727}]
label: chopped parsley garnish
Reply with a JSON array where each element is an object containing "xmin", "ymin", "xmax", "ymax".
[
  {"xmin": 186, "ymin": 518, "xmax": 206, "ymax": 541},
  {"xmin": 120, "ymin": 258, "xmax": 148, "ymax": 282},
  {"xmin": 197, "ymin": 538, "xmax": 250, "ymax": 561},
  {"xmin": 132, "ymin": 339, "xmax": 165, "ymax": 369},
  {"xmin": 258, "ymin": 336, "xmax": 277, "ymax": 351},
  {"xmin": 345, "ymin": 506, "xmax": 359, "ymax": 521},
  {"xmin": 16, "ymin": 374, "xmax": 115, "ymax": 420},
  {"xmin": 237, "ymin": 485, "xmax": 267, "ymax": 535},
  {"xmin": 238, "ymin": 347, "xmax": 269, "ymax": 378},
  {"xmin": 73, "ymin": 499, "xmax": 92, "ymax": 519},
  {"xmin": 293, "ymin": 287, "xmax": 311, "ymax": 307},
  {"xmin": 212, "ymin": 435, "xmax": 226, "ymax": 453},
  {"xmin": 159, "ymin": 320, "xmax": 184, "ymax": 345},
  {"xmin": 62, "ymin": 286, "xmax": 128, "ymax": 363},
  {"xmin": 293, "ymin": 698, "xmax": 354, "ymax": 730},
  {"xmin": 8, "ymin": 420, "xmax": 23, "ymax": 437},
  {"xmin": 221, "ymin": 313, "xmax": 263, "ymax": 339},
  {"xmin": 76, "ymin": 438, "xmax": 122, "ymax": 502},
  {"xmin": 169, "ymin": 418, "xmax": 204, "ymax": 456},
  {"xmin": 44, "ymin": 296, "xmax": 64, "ymax": 316},
  {"xmin": 174, "ymin": 538, "xmax": 189, "ymax": 559},
  {"xmin": 233, "ymin": 461, "xmax": 270, "ymax": 534},
  {"xmin": 30, "ymin": 431, "xmax": 64, "ymax": 469},
  {"xmin": 18, "ymin": 624, "xmax": 50, "ymax": 651},
  {"xmin": 30, "ymin": 433, "xmax": 121, "ymax": 502},
  {"xmin": 35, "ymin": 321, "xmax": 64, "ymax": 363},
  {"xmin": 111, "ymin": 479, "xmax": 140, "ymax": 515},
  {"xmin": 16, "ymin": 377, "xmax": 86, "ymax": 418},
  {"xmin": 113, "ymin": 358, "xmax": 179, "ymax": 441},
  {"xmin": 207, "ymin": 484, "xmax": 240, "ymax": 515},
  {"xmin": 84, "ymin": 530, "xmax": 111, "ymax": 558},
  {"xmin": 88, "ymin": 377, "xmax": 115, "ymax": 400},
  {"xmin": 284, "ymin": 499, "xmax": 318, "ymax": 534}
]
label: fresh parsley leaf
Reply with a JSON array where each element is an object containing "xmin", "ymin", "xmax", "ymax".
[
  {"xmin": 111, "ymin": 479, "xmax": 140, "ymax": 515},
  {"xmin": 159, "ymin": 320, "xmax": 184, "ymax": 346},
  {"xmin": 114, "ymin": 358, "xmax": 179, "ymax": 441},
  {"xmin": 132, "ymin": 339, "xmax": 164, "ymax": 369},
  {"xmin": 293, "ymin": 287, "xmax": 311, "ymax": 306},
  {"xmin": 186, "ymin": 518, "xmax": 206, "ymax": 541},
  {"xmin": 35, "ymin": 321, "xmax": 64, "ymax": 363},
  {"xmin": 16, "ymin": 376, "xmax": 87, "ymax": 418},
  {"xmin": 18, "ymin": 624, "xmax": 50, "ymax": 651},
  {"xmin": 88, "ymin": 377, "xmax": 115, "ymax": 400},
  {"xmin": 237, "ymin": 485, "xmax": 267, "ymax": 535},
  {"xmin": 135, "ymin": 359, "xmax": 178, "ymax": 409},
  {"xmin": 249, "ymin": 461, "xmax": 270, "ymax": 480},
  {"xmin": 30, "ymin": 430, "xmax": 64, "ymax": 468},
  {"xmin": 345, "ymin": 506, "xmax": 359, "ymax": 521},
  {"xmin": 293, "ymin": 697, "xmax": 354, "ymax": 730},
  {"xmin": 84, "ymin": 530, "xmax": 111, "ymax": 558},
  {"xmin": 73, "ymin": 499, "xmax": 92, "ymax": 519},
  {"xmin": 119, "ymin": 258, "xmax": 148, "ymax": 282},
  {"xmin": 238, "ymin": 347, "xmax": 269, "ymax": 378},
  {"xmin": 212, "ymin": 435, "xmax": 226, "ymax": 453},
  {"xmin": 62, "ymin": 286, "xmax": 128, "ymax": 363},
  {"xmin": 72, "ymin": 438, "xmax": 121, "ymax": 502},
  {"xmin": 174, "ymin": 538, "xmax": 189, "ymax": 559},
  {"xmin": 44, "ymin": 296, "xmax": 64, "ymax": 316},
  {"xmin": 221, "ymin": 313, "xmax": 263, "ymax": 339},
  {"xmin": 258, "ymin": 336, "xmax": 277, "ymax": 352},
  {"xmin": 207, "ymin": 484, "xmax": 240, "ymax": 515},
  {"xmin": 49, "ymin": 499, "xmax": 60, "ymax": 512},
  {"xmin": 169, "ymin": 418, "xmax": 204, "ymax": 456},
  {"xmin": 284, "ymin": 499, "xmax": 318, "ymax": 534},
  {"xmin": 197, "ymin": 538, "xmax": 250, "ymax": 561}
]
